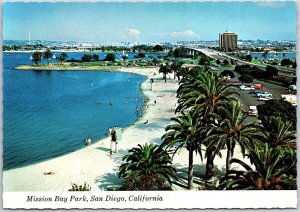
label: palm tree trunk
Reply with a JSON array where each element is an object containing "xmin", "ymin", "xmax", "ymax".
[
  {"xmin": 164, "ymin": 74, "xmax": 167, "ymax": 82},
  {"xmin": 174, "ymin": 71, "xmax": 176, "ymax": 79},
  {"xmin": 188, "ymin": 146, "xmax": 194, "ymax": 189},
  {"xmin": 205, "ymin": 150, "xmax": 214, "ymax": 179},
  {"xmin": 226, "ymin": 140, "xmax": 233, "ymax": 175}
]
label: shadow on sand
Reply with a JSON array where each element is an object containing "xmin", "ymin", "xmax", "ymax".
[{"xmin": 95, "ymin": 171, "xmax": 123, "ymax": 191}]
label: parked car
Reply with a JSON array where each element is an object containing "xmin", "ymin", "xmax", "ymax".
[
  {"xmin": 248, "ymin": 106, "xmax": 258, "ymax": 116},
  {"xmin": 239, "ymin": 85, "xmax": 255, "ymax": 91},
  {"xmin": 288, "ymin": 84, "xmax": 297, "ymax": 91},
  {"xmin": 249, "ymin": 90, "xmax": 264, "ymax": 94},
  {"xmin": 258, "ymin": 97, "xmax": 272, "ymax": 101},
  {"xmin": 251, "ymin": 84, "xmax": 264, "ymax": 89},
  {"xmin": 256, "ymin": 92, "xmax": 272, "ymax": 97}
]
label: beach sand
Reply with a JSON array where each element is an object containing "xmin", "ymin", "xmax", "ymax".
[{"xmin": 3, "ymin": 67, "xmax": 249, "ymax": 191}]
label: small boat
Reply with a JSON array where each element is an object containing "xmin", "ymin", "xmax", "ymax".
[
  {"xmin": 29, "ymin": 56, "xmax": 33, "ymax": 60},
  {"xmin": 52, "ymin": 54, "xmax": 56, "ymax": 59}
]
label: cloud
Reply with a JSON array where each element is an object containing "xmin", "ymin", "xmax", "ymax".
[
  {"xmin": 168, "ymin": 30, "xmax": 200, "ymax": 39},
  {"xmin": 254, "ymin": 1, "xmax": 288, "ymax": 8},
  {"xmin": 127, "ymin": 29, "xmax": 141, "ymax": 40}
]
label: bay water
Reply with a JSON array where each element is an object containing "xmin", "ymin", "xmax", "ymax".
[{"xmin": 3, "ymin": 53, "xmax": 146, "ymax": 170}]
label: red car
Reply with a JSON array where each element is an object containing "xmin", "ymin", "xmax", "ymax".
[{"xmin": 251, "ymin": 84, "xmax": 264, "ymax": 89}]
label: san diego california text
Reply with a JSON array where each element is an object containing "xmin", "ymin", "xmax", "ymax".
[{"xmin": 27, "ymin": 195, "xmax": 163, "ymax": 203}]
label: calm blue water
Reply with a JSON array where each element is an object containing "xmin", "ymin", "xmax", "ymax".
[{"xmin": 3, "ymin": 53, "xmax": 146, "ymax": 170}]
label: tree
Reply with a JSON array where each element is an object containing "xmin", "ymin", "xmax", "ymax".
[
  {"xmin": 105, "ymin": 53, "xmax": 115, "ymax": 61},
  {"xmin": 92, "ymin": 54, "xmax": 99, "ymax": 61},
  {"xmin": 31, "ymin": 51, "xmax": 43, "ymax": 65},
  {"xmin": 152, "ymin": 58, "xmax": 159, "ymax": 67},
  {"xmin": 134, "ymin": 52, "xmax": 146, "ymax": 58},
  {"xmin": 81, "ymin": 54, "xmax": 92, "ymax": 62},
  {"xmin": 158, "ymin": 63, "xmax": 172, "ymax": 82},
  {"xmin": 153, "ymin": 44, "xmax": 163, "ymax": 52},
  {"xmin": 246, "ymin": 54, "xmax": 252, "ymax": 62},
  {"xmin": 238, "ymin": 74, "xmax": 253, "ymax": 83},
  {"xmin": 223, "ymin": 59, "xmax": 229, "ymax": 66},
  {"xmin": 265, "ymin": 65, "xmax": 278, "ymax": 78},
  {"xmin": 57, "ymin": 52, "xmax": 68, "ymax": 64},
  {"xmin": 43, "ymin": 48, "xmax": 53, "ymax": 65},
  {"xmin": 122, "ymin": 55, "xmax": 128, "ymax": 61},
  {"xmin": 216, "ymin": 59, "xmax": 221, "ymax": 65},
  {"xmin": 162, "ymin": 112, "xmax": 202, "ymax": 189},
  {"xmin": 217, "ymin": 144, "xmax": 296, "ymax": 190},
  {"xmin": 220, "ymin": 70, "xmax": 235, "ymax": 79},
  {"xmin": 176, "ymin": 67, "xmax": 238, "ymax": 179},
  {"xmin": 171, "ymin": 60, "xmax": 184, "ymax": 79},
  {"xmin": 199, "ymin": 56, "xmax": 210, "ymax": 66},
  {"xmin": 281, "ymin": 58, "xmax": 292, "ymax": 67},
  {"xmin": 206, "ymin": 100, "xmax": 258, "ymax": 174},
  {"xmin": 257, "ymin": 99, "xmax": 296, "ymax": 130},
  {"xmin": 257, "ymin": 116, "xmax": 296, "ymax": 150},
  {"xmin": 118, "ymin": 143, "xmax": 177, "ymax": 190}
]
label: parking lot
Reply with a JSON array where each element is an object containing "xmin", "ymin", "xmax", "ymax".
[{"xmin": 212, "ymin": 66, "xmax": 293, "ymax": 124}]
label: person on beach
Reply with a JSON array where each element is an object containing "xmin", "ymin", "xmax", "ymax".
[
  {"xmin": 154, "ymin": 100, "xmax": 157, "ymax": 104},
  {"xmin": 85, "ymin": 137, "xmax": 91, "ymax": 145},
  {"xmin": 44, "ymin": 171, "xmax": 55, "ymax": 175},
  {"xmin": 144, "ymin": 120, "xmax": 149, "ymax": 124}
]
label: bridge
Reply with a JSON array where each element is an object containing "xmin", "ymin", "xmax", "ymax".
[{"xmin": 185, "ymin": 47, "xmax": 295, "ymax": 79}]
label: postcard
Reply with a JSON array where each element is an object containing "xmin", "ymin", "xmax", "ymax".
[{"xmin": 2, "ymin": 0, "xmax": 297, "ymax": 209}]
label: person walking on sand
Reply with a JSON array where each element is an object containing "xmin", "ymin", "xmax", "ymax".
[{"xmin": 154, "ymin": 100, "xmax": 157, "ymax": 104}]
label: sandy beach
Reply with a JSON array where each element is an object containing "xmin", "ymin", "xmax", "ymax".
[{"xmin": 3, "ymin": 67, "xmax": 248, "ymax": 191}]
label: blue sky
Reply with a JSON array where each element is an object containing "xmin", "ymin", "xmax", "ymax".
[{"xmin": 3, "ymin": 1, "xmax": 296, "ymax": 43}]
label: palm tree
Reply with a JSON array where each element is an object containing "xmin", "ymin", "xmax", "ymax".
[
  {"xmin": 258, "ymin": 116, "xmax": 296, "ymax": 150},
  {"xmin": 161, "ymin": 112, "xmax": 203, "ymax": 189},
  {"xmin": 176, "ymin": 67, "xmax": 238, "ymax": 179},
  {"xmin": 118, "ymin": 143, "xmax": 177, "ymax": 190},
  {"xmin": 32, "ymin": 51, "xmax": 43, "ymax": 65},
  {"xmin": 158, "ymin": 62, "xmax": 172, "ymax": 82},
  {"xmin": 206, "ymin": 100, "xmax": 258, "ymax": 174},
  {"xmin": 218, "ymin": 144, "xmax": 296, "ymax": 190},
  {"xmin": 57, "ymin": 52, "xmax": 68, "ymax": 64},
  {"xmin": 43, "ymin": 48, "xmax": 53, "ymax": 65},
  {"xmin": 152, "ymin": 58, "xmax": 159, "ymax": 67},
  {"xmin": 171, "ymin": 60, "xmax": 184, "ymax": 79}
]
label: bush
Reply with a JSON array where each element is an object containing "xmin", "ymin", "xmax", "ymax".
[
  {"xmin": 134, "ymin": 52, "xmax": 146, "ymax": 58},
  {"xmin": 238, "ymin": 74, "xmax": 253, "ymax": 83},
  {"xmin": 119, "ymin": 173, "xmax": 172, "ymax": 191},
  {"xmin": 81, "ymin": 54, "xmax": 92, "ymax": 62},
  {"xmin": 70, "ymin": 182, "xmax": 91, "ymax": 191},
  {"xmin": 105, "ymin": 53, "xmax": 115, "ymax": 61},
  {"xmin": 220, "ymin": 70, "xmax": 235, "ymax": 78},
  {"xmin": 92, "ymin": 54, "xmax": 99, "ymax": 61},
  {"xmin": 257, "ymin": 99, "xmax": 296, "ymax": 129},
  {"xmin": 266, "ymin": 65, "xmax": 278, "ymax": 78}
]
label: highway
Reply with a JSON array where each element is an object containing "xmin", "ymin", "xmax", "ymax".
[{"xmin": 187, "ymin": 47, "xmax": 296, "ymax": 79}]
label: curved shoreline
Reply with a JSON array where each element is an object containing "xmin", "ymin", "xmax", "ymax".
[{"xmin": 3, "ymin": 67, "xmax": 180, "ymax": 191}]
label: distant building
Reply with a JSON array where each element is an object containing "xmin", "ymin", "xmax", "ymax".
[{"xmin": 219, "ymin": 31, "xmax": 238, "ymax": 51}]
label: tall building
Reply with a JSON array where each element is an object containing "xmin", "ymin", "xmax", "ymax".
[{"xmin": 219, "ymin": 31, "xmax": 238, "ymax": 51}]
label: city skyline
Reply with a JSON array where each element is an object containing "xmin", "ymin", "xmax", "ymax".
[{"xmin": 3, "ymin": 1, "xmax": 296, "ymax": 43}]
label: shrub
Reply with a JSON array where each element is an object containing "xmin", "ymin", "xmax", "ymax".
[
  {"xmin": 70, "ymin": 182, "xmax": 91, "ymax": 191},
  {"xmin": 238, "ymin": 74, "xmax": 253, "ymax": 83},
  {"xmin": 105, "ymin": 53, "xmax": 115, "ymax": 61},
  {"xmin": 81, "ymin": 54, "xmax": 92, "ymax": 62}
]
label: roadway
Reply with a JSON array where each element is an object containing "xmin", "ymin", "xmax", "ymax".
[{"xmin": 188, "ymin": 47, "xmax": 296, "ymax": 79}]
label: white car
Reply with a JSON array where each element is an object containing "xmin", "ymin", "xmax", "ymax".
[
  {"xmin": 239, "ymin": 85, "xmax": 255, "ymax": 91},
  {"xmin": 258, "ymin": 97, "xmax": 272, "ymax": 101}
]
